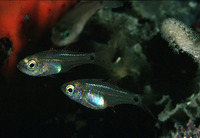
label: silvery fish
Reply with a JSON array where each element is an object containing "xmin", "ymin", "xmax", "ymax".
[
  {"xmin": 51, "ymin": 1, "xmax": 122, "ymax": 46},
  {"xmin": 17, "ymin": 50, "xmax": 110, "ymax": 76},
  {"xmin": 61, "ymin": 79, "xmax": 144, "ymax": 110}
]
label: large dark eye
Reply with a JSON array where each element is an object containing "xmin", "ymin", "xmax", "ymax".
[
  {"xmin": 63, "ymin": 30, "xmax": 70, "ymax": 38},
  {"xmin": 27, "ymin": 60, "xmax": 36, "ymax": 70},
  {"xmin": 66, "ymin": 85, "xmax": 75, "ymax": 93}
]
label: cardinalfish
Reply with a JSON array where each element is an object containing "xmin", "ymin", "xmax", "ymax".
[
  {"xmin": 17, "ymin": 50, "xmax": 111, "ymax": 76},
  {"xmin": 51, "ymin": 1, "xmax": 122, "ymax": 46},
  {"xmin": 61, "ymin": 79, "xmax": 148, "ymax": 110}
]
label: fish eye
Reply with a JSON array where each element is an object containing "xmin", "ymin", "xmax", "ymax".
[
  {"xmin": 27, "ymin": 60, "xmax": 37, "ymax": 70},
  {"xmin": 63, "ymin": 30, "xmax": 70, "ymax": 38},
  {"xmin": 66, "ymin": 85, "xmax": 75, "ymax": 93}
]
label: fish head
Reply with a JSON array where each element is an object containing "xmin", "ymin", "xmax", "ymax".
[
  {"xmin": 17, "ymin": 56, "xmax": 47, "ymax": 76},
  {"xmin": 61, "ymin": 81, "xmax": 85, "ymax": 104},
  {"xmin": 61, "ymin": 80, "xmax": 105, "ymax": 110},
  {"xmin": 51, "ymin": 27, "xmax": 73, "ymax": 46}
]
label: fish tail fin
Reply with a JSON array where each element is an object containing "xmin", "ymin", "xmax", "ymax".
[
  {"xmin": 102, "ymin": 0, "xmax": 123, "ymax": 8},
  {"xmin": 139, "ymin": 93, "xmax": 158, "ymax": 120},
  {"xmin": 139, "ymin": 102, "xmax": 157, "ymax": 120},
  {"xmin": 130, "ymin": 94, "xmax": 157, "ymax": 120},
  {"xmin": 93, "ymin": 47, "xmax": 115, "ymax": 70}
]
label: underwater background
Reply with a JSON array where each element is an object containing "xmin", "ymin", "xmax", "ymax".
[{"xmin": 0, "ymin": 0, "xmax": 200, "ymax": 137}]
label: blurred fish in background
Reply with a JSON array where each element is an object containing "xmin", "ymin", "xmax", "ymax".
[{"xmin": 51, "ymin": 1, "xmax": 122, "ymax": 46}]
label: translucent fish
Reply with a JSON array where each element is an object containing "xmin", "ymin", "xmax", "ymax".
[
  {"xmin": 61, "ymin": 79, "xmax": 144, "ymax": 110},
  {"xmin": 51, "ymin": 1, "xmax": 122, "ymax": 46},
  {"xmin": 17, "ymin": 50, "xmax": 110, "ymax": 76}
]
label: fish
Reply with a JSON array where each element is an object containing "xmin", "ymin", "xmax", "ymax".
[
  {"xmin": 17, "ymin": 49, "xmax": 112, "ymax": 76},
  {"xmin": 61, "ymin": 79, "xmax": 145, "ymax": 110},
  {"xmin": 51, "ymin": 1, "xmax": 122, "ymax": 46}
]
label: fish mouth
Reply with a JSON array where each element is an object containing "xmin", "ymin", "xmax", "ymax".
[
  {"xmin": 51, "ymin": 36, "xmax": 62, "ymax": 46},
  {"xmin": 61, "ymin": 83, "xmax": 67, "ymax": 93},
  {"xmin": 17, "ymin": 61, "xmax": 23, "ymax": 70},
  {"xmin": 16, "ymin": 63, "xmax": 20, "ymax": 69},
  {"xmin": 17, "ymin": 60, "xmax": 27, "ymax": 73}
]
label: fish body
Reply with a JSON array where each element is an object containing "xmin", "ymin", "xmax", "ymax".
[
  {"xmin": 51, "ymin": 1, "xmax": 122, "ymax": 46},
  {"xmin": 17, "ymin": 50, "xmax": 96, "ymax": 76},
  {"xmin": 61, "ymin": 79, "xmax": 142, "ymax": 110}
]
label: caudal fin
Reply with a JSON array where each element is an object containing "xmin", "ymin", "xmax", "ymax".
[
  {"xmin": 93, "ymin": 47, "xmax": 116, "ymax": 70},
  {"xmin": 139, "ymin": 103, "xmax": 157, "ymax": 120}
]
